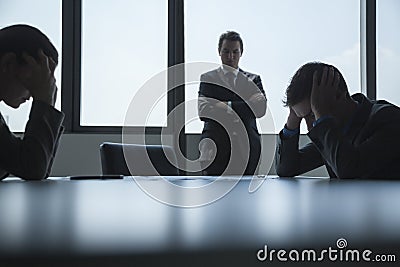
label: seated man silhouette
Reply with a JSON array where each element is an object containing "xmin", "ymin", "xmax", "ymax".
[
  {"xmin": 276, "ymin": 62, "xmax": 400, "ymax": 179},
  {"xmin": 198, "ymin": 31, "xmax": 267, "ymax": 176},
  {"xmin": 0, "ymin": 24, "xmax": 64, "ymax": 180}
]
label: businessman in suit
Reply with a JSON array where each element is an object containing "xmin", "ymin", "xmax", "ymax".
[
  {"xmin": 276, "ymin": 62, "xmax": 400, "ymax": 179},
  {"xmin": 198, "ymin": 31, "xmax": 267, "ymax": 176},
  {"xmin": 0, "ymin": 24, "xmax": 64, "ymax": 180}
]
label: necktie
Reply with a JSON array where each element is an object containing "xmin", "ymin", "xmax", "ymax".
[{"xmin": 225, "ymin": 72, "xmax": 236, "ymax": 90}]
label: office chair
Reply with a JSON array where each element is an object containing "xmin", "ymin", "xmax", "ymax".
[{"xmin": 100, "ymin": 142, "xmax": 180, "ymax": 176}]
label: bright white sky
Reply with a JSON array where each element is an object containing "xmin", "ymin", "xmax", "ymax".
[
  {"xmin": 185, "ymin": 0, "xmax": 361, "ymax": 133},
  {"xmin": 0, "ymin": 0, "xmax": 61, "ymax": 131},
  {"xmin": 81, "ymin": 0, "xmax": 168, "ymax": 126},
  {"xmin": 377, "ymin": 0, "xmax": 400, "ymax": 104},
  {"xmin": 0, "ymin": 0, "xmax": 398, "ymax": 133}
]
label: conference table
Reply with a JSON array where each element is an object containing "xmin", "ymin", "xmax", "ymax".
[{"xmin": 0, "ymin": 176, "xmax": 399, "ymax": 267}]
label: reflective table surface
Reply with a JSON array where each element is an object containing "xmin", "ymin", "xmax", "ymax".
[{"xmin": 1, "ymin": 176, "xmax": 399, "ymax": 266}]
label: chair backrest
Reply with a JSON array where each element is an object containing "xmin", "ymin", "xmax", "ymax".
[{"xmin": 100, "ymin": 142, "xmax": 179, "ymax": 176}]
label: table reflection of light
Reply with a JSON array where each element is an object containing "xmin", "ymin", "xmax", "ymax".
[
  {"xmin": 0, "ymin": 181, "xmax": 27, "ymax": 251},
  {"xmin": 71, "ymin": 179, "xmax": 171, "ymax": 253}
]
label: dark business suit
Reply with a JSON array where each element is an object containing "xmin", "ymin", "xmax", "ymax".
[
  {"xmin": 276, "ymin": 93, "xmax": 400, "ymax": 179},
  {"xmin": 0, "ymin": 101, "xmax": 64, "ymax": 180},
  {"xmin": 198, "ymin": 67, "xmax": 266, "ymax": 175}
]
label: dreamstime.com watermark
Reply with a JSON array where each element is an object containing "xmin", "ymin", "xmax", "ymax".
[{"xmin": 257, "ymin": 238, "xmax": 397, "ymax": 263}]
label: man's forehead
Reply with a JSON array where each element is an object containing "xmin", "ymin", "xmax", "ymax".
[{"xmin": 221, "ymin": 40, "xmax": 240, "ymax": 47}]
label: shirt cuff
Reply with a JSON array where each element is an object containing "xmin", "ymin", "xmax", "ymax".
[
  {"xmin": 312, "ymin": 115, "xmax": 333, "ymax": 128},
  {"xmin": 282, "ymin": 125, "xmax": 300, "ymax": 138}
]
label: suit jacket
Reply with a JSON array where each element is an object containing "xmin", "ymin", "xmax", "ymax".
[
  {"xmin": 275, "ymin": 93, "xmax": 400, "ymax": 179},
  {"xmin": 0, "ymin": 100, "xmax": 64, "ymax": 180},
  {"xmin": 198, "ymin": 67, "xmax": 266, "ymax": 175}
]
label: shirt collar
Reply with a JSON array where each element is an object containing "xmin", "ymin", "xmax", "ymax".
[{"xmin": 220, "ymin": 66, "xmax": 239, "ymax": 77}]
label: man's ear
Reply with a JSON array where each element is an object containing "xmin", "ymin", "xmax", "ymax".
[{"xmin": 0, "ymin": 53, "xmax": 18, "ymax": 74}]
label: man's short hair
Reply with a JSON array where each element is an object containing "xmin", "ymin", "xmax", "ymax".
[
  {"xmin": 283, "ymin": 62, "xmax": 349, "ymax": 107},
  {"xmin": 0, "ymin": 24, "xmax": 58, "ymax": 65},
  {"xmin": 218, "ymin": 31, "xmax": 243, "ymax": 54}
]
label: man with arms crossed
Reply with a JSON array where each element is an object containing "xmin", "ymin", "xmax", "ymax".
[{"xmin": 198, "ymin": 31, "xmax": 267, "ymax": 175}]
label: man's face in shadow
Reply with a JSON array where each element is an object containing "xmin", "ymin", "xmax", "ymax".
[
  {"xmin": 0, "ymin": 53, "xmax": 32, "ymax": 109},
  {"xmin": 219, "ymin": 40, "xmax": 242, "ymax": 69},
  {"xmin": 292, "ymin": 98, "xmax": 312, "ymax": 119}
]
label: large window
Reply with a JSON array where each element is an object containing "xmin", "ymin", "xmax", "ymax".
[
  {"xmin": 0, "ymin": 0, "xmax": 62, "ymax": 132},
  {"xmin": 2, "ymin": 1, "xmax": 384, "ymax": 135},
  {"xmin": 80, "ymin": 0, "xmax": 168, "ymax": 127},
  {"xmin": 377, "ymin": 0, "xmax": 400, "ymax": 105},
  {"xmin": 184, "ymin": 0, "xmax": 361, "ymax": 134}
]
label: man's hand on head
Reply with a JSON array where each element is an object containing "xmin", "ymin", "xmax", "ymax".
[
  {"xmin": 310, "ymin": 67, "xmax": 340, "ymax": 120},
  {"xmin": 286, "ymin": 107, "xmax": 301, "ymax": 130},
  {"xmin": 22, "ymin": 49, "xmax": 57, "ymax": 106},
  {"xmin": 304, "ymin": 112, "xmax": 315, "ymax": 131}
]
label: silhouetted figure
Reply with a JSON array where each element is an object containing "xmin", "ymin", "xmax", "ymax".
[
  {"xmin": 0, "ymin": 24, "xmax": 64, "ymax": 180},
  {"xmin": 198, "ymin": 31, "xmax": 267, "ymax": 176},
  {"xmin": 276, "ymin": 62, "xmax": 400, "ymax": 179}
]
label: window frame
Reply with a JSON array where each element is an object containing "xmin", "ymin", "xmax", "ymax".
[
  {"xmin": 62, "ymin": 0, "xmax": 182, "ymax": 134},
  {"xmin": 60, "ymin": 0, "xmax": 377, "ymax": 134}
]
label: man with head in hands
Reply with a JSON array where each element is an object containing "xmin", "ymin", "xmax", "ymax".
[
  {"xmin": 276, "ymin": 62, "xmax": 400, "ymax": 179},
  {"xmin": 0, "ymin": 24, "xmax": 64, "ymax": 180}
]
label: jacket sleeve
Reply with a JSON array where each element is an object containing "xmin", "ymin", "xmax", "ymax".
[
  {"xmin": 198, "ymin": 73, "xmax": 234, "ymax": 122},
  {"xmin": 198, "ymin": 82, "xmax": 222, "ymax": 122},
  {"xmin": 0, "ymin": 100, "xmax": 64, "ymax": 180},
  {"xmin": 275, "ymin": 130, "xmax": 324, "ymax": 177},
  {"xmin": 307, "ymin": 106, "xmax": 400, "ymax": 178},
  {"xmin": 231, "ymin": 74, "xmax": 267, "ymax": 118}
]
